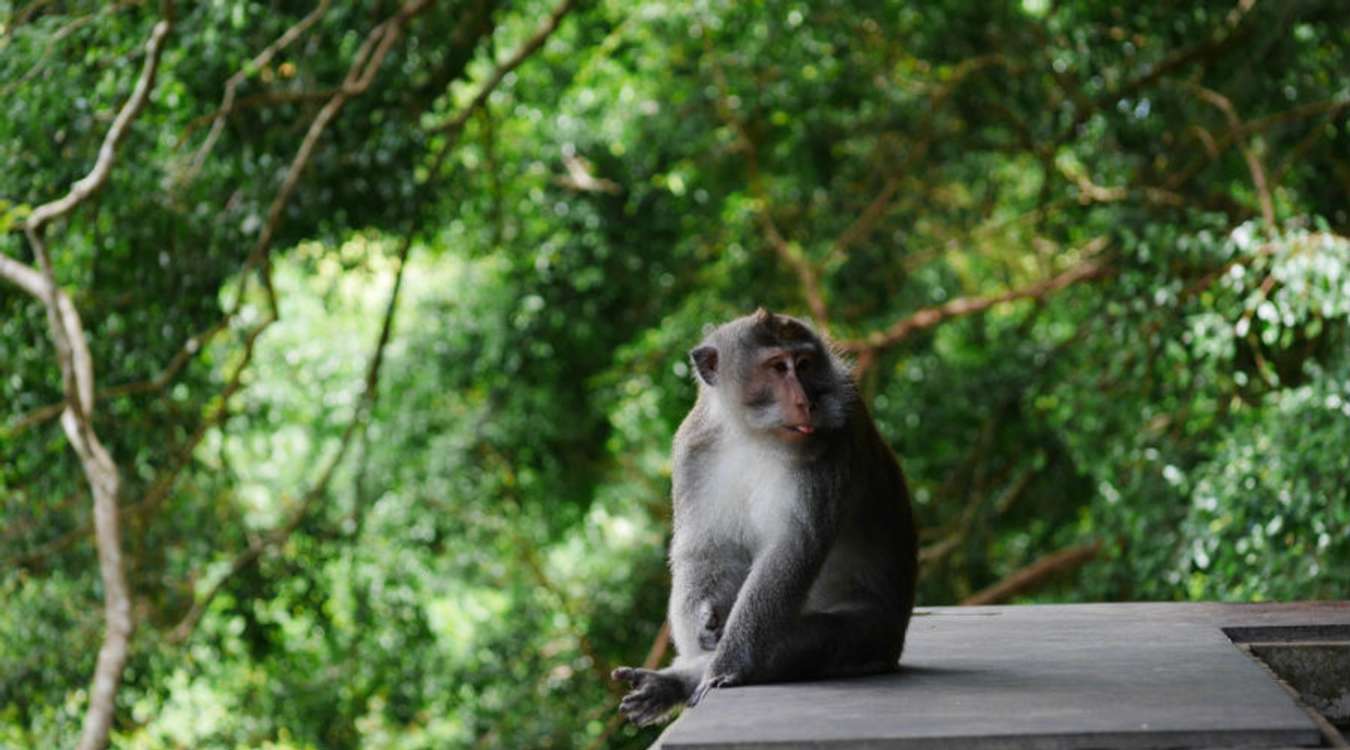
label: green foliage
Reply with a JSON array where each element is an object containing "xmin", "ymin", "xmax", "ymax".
[{"xmin": 2, "ymin": 0, "xmax": 1348, "ymax": 748}]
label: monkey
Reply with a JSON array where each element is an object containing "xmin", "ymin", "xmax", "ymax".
[{"xmin": 612, "ymin": 308, "xmax": 918, "ymax": 726}]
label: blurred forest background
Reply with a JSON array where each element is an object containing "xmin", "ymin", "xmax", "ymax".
[{"xmin": 2, "ymin": 0, "xmax": 1348, "ymax": 748}]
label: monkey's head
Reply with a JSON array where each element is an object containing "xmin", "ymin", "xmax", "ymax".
[{"xmin": 689, "ymin": 309, "xmax": 852, "ymax": 445}]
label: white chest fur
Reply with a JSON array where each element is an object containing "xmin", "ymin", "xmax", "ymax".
[{"xmin": 693, "ymin": 439, "xmax": 800, "ymax": 551}]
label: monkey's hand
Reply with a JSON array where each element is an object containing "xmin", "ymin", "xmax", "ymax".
[
  {"xmin": 696, "ymin": 600, "xmax": 724, "ymax": 651},
  {"xmin": 612, "ymin": 666, "xmax": 686, "ymax": 726},
  {"xmin": 687, "ymin": 669, "xmax": 743, "ymax": 708}
]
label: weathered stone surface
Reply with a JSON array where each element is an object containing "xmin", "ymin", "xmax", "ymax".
[
  {"xmin": 654, "ymin": 602, "xmax": 1350, "ymax": 749},
  {"xmin": 1247, "ymin": 642, "xmax": 1350, "ymax": 724}
]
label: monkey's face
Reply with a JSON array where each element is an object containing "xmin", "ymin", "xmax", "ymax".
[
  {"xmin": 741, "ymin": 345, "xmax": 820, "ymax": 443},
  {"xmin": 690, "ymin": 309, "xmax": 850, "ymax": 446}
]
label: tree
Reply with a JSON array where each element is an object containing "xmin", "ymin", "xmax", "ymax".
[{"xmin": 2, "ymin": 1, "xmax": 1347, "ymax": 747}]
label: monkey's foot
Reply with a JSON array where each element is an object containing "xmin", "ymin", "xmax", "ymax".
[
  {"xmin": 687, "ymin": 671, "xmax": 739, "ymax": 708},
  {"xmin": 612, "ymin": 666, "xmax": 687, "ymax": 726}
]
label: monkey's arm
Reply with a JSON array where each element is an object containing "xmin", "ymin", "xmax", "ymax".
[{"xmin": 693, "ymin": 498, "xmax": 838, "ymax": 703}]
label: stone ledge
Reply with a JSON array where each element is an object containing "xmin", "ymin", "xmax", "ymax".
[{"xmin": 654, "ymin": 601, "xmax": 1350, "ymax": 749}]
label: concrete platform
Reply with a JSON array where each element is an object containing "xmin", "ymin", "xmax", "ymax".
[{"xmin": 654, "ymin": 602, "xmax": 1350, "ymax": 749}]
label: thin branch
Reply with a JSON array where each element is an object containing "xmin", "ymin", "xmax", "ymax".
[
  {"xmin": 1057, "ymin": 161, "xmax": 1187, "ymax": 208},
  {"xmin": 173, "ymin": 0, "xmax": 332, "ymax": 187},
  {"xmin": 5, "ymin": 309, "xmax": 269, "ymax": 573},
  {"xmin": 839, "ymin": 238, "xmax": 1112, "ymax": 354},
  {"xmin": 1124, "ymin": 0, "xmax": 1257, "ymax": 97},
  {"xmin": 1271, "ymin": 106, "xmax": 1346, "ymax": 189},
  {"xmin": 1058, "ymin": 0, "xmax": 1258, "ymax": 141},
  {"xmin": 763, "ymin": 216, "xmax": 830, "ymax": 327},
  {"xmin": 827, "ymin": 174, "xmax": 902, "ymax": 263},
  {"xmin": 557, "ymin": 149, "xmax": 621, "ymax": 194},
  {"xmin": 961, "ymin": 540, "xmax": 1102, "ymax": 606},
  {"xmin": 167, "ymin": 1, "xmax": 432, "ymax": 644},
  {"xmin": 1189, "ymin": 83, "xmax": 1276, "ymax": 228},
  {"xmin": 430, "ymin": 0, "xmax": 579, "ymax": 138},
  {"xmin": 15, "ymin": 0, "xmax": 500, "ymax": 576},
  {"xmin": 6, "ymin": 314, "xmax": 232, "ymax": 437},
  {"xmin": 921, "ymin": 465, "xmax": 1038, "ymax": 567},
  {"xmin": 233, "ymin": 0, "xmax": 431, "ymax": 322},
  {"xmin": 177, "ymin": 88, "xmax": 338, "ymax": 146},
  {"xmin": 0, "ymin": 0, "xmax": 142, "ymax": 97},
  {"xmin": 168, "ymin": 0, "xmax": 521, "ymax": 644},
  {"xmin": 1163, "ymin": 96, "xmax": 1350, "ymax": 197},
  {"xmin": 518, "ymin": 541, "xmax": 616, "ymax": 690},
  {"xmin": 6, "ymin": 0, "xmax": 61, "ymax": 32},
  {"xmin": 823, "ymin": 59, "xmax": 1002, "ymax": 265},
  {"xmin": 125, "ymin": 310, "xmax": 272, "ymax": 525}
]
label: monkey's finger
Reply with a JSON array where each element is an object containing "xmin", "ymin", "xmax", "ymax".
[
  {"xmin": 635, "ymin": 709, "xmax": 667, "ymax": 727},
  {"xmin": 611, "ymin": 666, "xmax": 636, "ymax": 682},
  {"xmin": 688, "ymin": 680, "xmax": 711, "ymax": 707},
  {"xmin": 623, "ymin": 699, "xmax": 670, "ymax": 727},
  {"xmin": 620, "ymin": 697, "xmax": 656, "ymax": 724}
]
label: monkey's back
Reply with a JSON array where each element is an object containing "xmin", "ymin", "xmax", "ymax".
[{"xmin": 804, "ymin": 402, "xmax": 918, "ymax": 623}]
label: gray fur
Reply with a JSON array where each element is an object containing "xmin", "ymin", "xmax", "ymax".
[{"xmin": 612, "ymin": 310, "xmax": 919, "ymax": 726}]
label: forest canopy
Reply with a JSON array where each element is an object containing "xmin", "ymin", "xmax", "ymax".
[{"xmin": 1, "ymin": 0, "xmax": 1348, "ymax": 748}]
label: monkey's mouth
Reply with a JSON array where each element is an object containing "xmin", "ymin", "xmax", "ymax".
[{"xmin": 783, "ymin": 424, "xmax": 815, "ymax": 436}]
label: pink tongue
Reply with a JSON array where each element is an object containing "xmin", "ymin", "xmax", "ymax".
[{"xmin": 797, "ymin": 425, "xmax": 814, "ymax": 434}]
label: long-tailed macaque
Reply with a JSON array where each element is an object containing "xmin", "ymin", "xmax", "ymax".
[{"xmin": 613, "ymin": 309, "xmax": 918, "ymax": 725}]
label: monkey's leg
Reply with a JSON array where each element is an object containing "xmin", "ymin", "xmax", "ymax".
[
  {"xmin": 612, "ymin": 653, "xmax": 710, "ymax": 726},
  {"xmin": 759, "ymin": 608, "xmax": 905, "ymax": 681}
]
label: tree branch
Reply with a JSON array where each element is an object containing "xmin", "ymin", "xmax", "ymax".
[
  {"xmin": 827, "ymin": 173, "xmax": 902, "ymax": 263},
  {"xmin": 2, "ymin": 14, "xmax": 173, "ymax": 750},
  {"xmin": 6, "ymin": 312, "xmax": 234, "ymax": 438},
  {"xmin": 1058, "ymin": 0, "xmax": 1258, "ymax": 141},
  {"xmin": 839, "ymin": 238, "xmax": 1112, "ymax": 354},
  {"xmin": 167, "ymin": 0, "xmax": 560, "ymax": 645},
  {"xmin": 25, "ymin": 22, "xmax": 169, "ymax": 232},
  {"xmin": 169, "ymin": 229, "xmax": 413, "ymax": 644},
  {"xmin": 1189, "ymin": 83, "xmax": 1276, "ymax": 229},
  {"xmin": 431, "ymin": 0, "xmax": 579, "ymax": 138},
  {"xmin": 0, "ymin": 252, "xmax": 46, "ymax": 297},
  {"xmin": 921, "ymin": 465, "xmax": 1038, "ymax": 567},
  {"xmin": 173, "ymin": 0, "xmax": 333, "ymax": 187},
  {"xmin": 0, "ymin": 0, "xmax": 142, "ymax": 97},
  {"xmin": 961, "ymin": 540, "xmax": 1102, "ymax": 606},
  {"xmin": 15, "ymin": 0, "xmax": 503, "ymax": 576},
  {"xmin": 238, "ymin": 0, "xmax": 431, "ymax": 321},
  {"xmin": 826, "ymin": 54, "xmax": 1013, "ymax": 266},
  {"xmin": 177, "ymin": 88, "xmax": 338, "ymax": 146}
]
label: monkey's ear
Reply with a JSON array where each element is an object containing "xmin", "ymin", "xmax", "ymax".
[{"xmin": 690, "ymin": 345, "xmax": 719, "ymax": 386}]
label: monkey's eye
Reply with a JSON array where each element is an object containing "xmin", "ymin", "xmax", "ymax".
[{"xmin": 772, "ymin": 361, "xmax": 789, "ymax": 374}]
